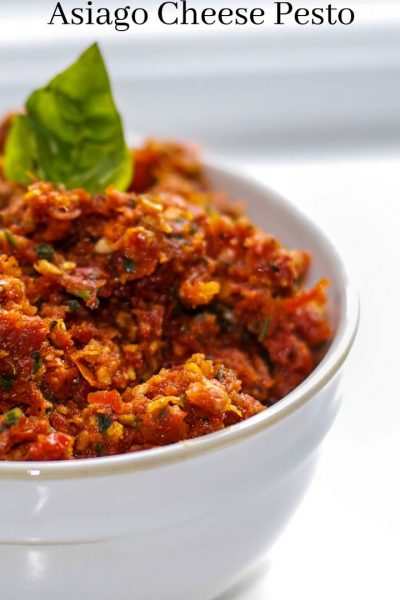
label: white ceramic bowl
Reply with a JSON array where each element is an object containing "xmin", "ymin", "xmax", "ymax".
[{"xmin": 0, "ymin": 159, "xmax": 359, "ymax": 600}]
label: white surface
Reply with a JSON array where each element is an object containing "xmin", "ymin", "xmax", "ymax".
[{"xmin": 218, "ymin": 153, "xmax": 400, "ymax": 599}]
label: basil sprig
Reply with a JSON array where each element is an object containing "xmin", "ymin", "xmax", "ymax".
[{"xmin": 4, "ymin": 44, "xmax": 132, "ymax": 194}]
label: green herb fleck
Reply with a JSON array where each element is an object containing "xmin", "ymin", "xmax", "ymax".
[
  {"xmin": 0, "ymin": 374, "xmax": 15, "ymax": 392},
  {"xmin": 97, "ymin": 413, "xmax": 112, "ymax": 434},
  {"xmin": 122, "ymin": 257, "xmax": 136, "ymax": 273},
  {"xmin": 95, "ymin": 442, "xmax": 105, "ymax": 457},
  {"xmin": 4, "ymin": 44, "xmax": 133, "ymax": 194},
  {"xmin": 4, "ymin": 407, "xmax": 22, "ymax": 426},
  {"xmin": 171, "ymin": 301, "xmax": 183, "ymax": 318},
  {"xmin": 269, "ymin": 261, "xmax": 280, "ymax": 273},
  {"xmin": 65, "ymin": 299, "xmax": 81, "ymax": 311},
  {"xmin": 3, "ymin": 229, "xmax": 16, "ymax": 248},
  {"xmin": 31, "ymin": 351, "xmax": 43, "ymax": 375},
  {"xmin": 258, "ymin": 316, "xmax": 270, "ymax": 343},
  {"xmin": 215, "ymin": 367, "xmax": 224, "ymax": 381},
  {"xmin": 158, "ymin": 407, "xmax": 168, "ymax": 420},
  {"xmin": 178, "ymin": 395, "xmax": 185, "ymax": 407},
  {"xmin": 74, "ymin": 290, "xmax": 91, "ymax": 301},
  {"xmin": 34, "ymin": 244, "xmax": 54, "ymax": 261},
  {"xmin": 128, "ymin": 198, "xmax": 137, "ymax": 208}
]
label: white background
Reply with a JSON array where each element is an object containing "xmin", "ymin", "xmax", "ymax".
[
  {"xmin": 1, "ymin": 2, "xmax": 400, "ymax": 599},
  {"xmin": 216, "ymin": 153, "xmax": 400, "ymax": 599}
]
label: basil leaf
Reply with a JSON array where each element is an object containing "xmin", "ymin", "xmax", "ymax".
[
  {"xmin": 3, "ymin": 115, "xmax": 39, "ymax": 185},
  {"xmin": 122, "ymin": 257, "xmax": 136, "ymax": 273},
  {"xmin": 258, "ymin": 316, "xmax": 270, "ymax": 343},
  {"xmin": 65, "ymin": 299, "xmax": 81, "ymax": 311},
  {"xmin": 4, "ymin": 44, "xmax": 132, "ymax": 194},
  {"xmin": 34, "ymin": 244, "xmax": 55, "ymax": 261},
  {"xmin": 0, "ymin": 375, "xmax": 15, "ymax": 392},
  {"xmin": 31, "ymin": 351, "xmax": 43, "ymax": 375},
  {"xmin": 4, "ymin": 408, "xmax": 22, "ymax": 427},
  {"xmin": 97, "ymin": 413, "xmax": 112, "ymax": 434}
]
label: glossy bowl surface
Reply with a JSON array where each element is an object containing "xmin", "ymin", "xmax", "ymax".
[{"xmin": 0, "ymin": 158, "xmax": 359, "ymax": 600}]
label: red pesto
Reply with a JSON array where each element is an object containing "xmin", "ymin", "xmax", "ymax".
[{"xmin": 0, "ymin": 128, "xmax": 331, "ymax": 461}]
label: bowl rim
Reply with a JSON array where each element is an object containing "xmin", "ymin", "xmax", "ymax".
[{"xmin": 0, "ymin": 155, "xmax": 359, "ymax": 480}]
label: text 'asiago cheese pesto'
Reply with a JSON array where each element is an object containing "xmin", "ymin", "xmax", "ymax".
[{"xmin": 46, "ymin": 1, "xmax": 355, "ymax": 31}]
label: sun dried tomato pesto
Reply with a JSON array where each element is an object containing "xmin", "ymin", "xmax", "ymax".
[{"xmin": 0, "ymin": 136, "xmax": 331, "ymax": 461}]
